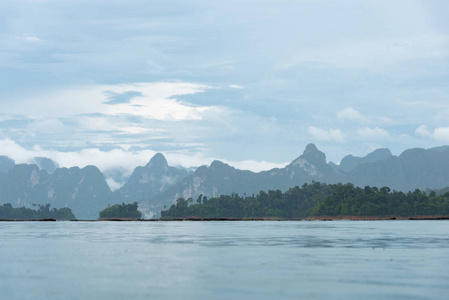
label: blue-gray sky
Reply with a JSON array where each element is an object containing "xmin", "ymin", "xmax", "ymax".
[{"xmin": 1, "ymin": 0, "xmax": 449, "ymax": 186}]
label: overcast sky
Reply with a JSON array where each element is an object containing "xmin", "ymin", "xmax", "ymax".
[{"xmin": 1, "ymin": 0, "xmax": 449, "ymax": 181}]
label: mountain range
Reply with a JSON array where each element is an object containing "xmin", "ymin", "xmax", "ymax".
[{"xmin": 1, "ymin": 144, "xmax": 449, "ymax": 219}]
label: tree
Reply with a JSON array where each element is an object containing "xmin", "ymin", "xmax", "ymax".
[{"xmin": 99, "ymin": 202, "xmax": 142, "ymax": 219}]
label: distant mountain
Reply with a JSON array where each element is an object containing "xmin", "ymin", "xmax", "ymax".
[
  {"xmin": 140, "ymin": 144, "xmax": 449, "ymax": 217},
  {"xmin": 140, "ymin": 144, "xmax": 340, "ymax": 217},
  {"xmin": 31, "ymin": 157, "xmax": 59, "ymax": 174},
  {"xmin": 0, "ymin": 153, "xmax": 190, "ymax": 219},
  {"xmin": 0, "ymin": 156, "xmax": 60, "ymax": 174},
  {"xmin": 0, "ymin": 163, "xmax": 116, "ymax": 220},
  {"xmin": 429, "ymin": 145, "xmax": 449, "ymax": 153},
  {"xmin": 1, "ymin": 144, "xmax": 449, "ymax": 219},
  {"xmin": 346, "ymin": 147, "xmax": 449, "ymax": 191},
  {"xmin": 283, "ymin": 143, "xmax": 339, "ymax": 184},
  {"xmin": 338, "ymin": 148, "xmax": 392, "ymax": 173},
  {"xmin": 0, "ymin": 156, "xmax": 15, "ymax": 174},
  {"xmin": 117, "ymin": 153, "xmax": 189, "ymax": 203}
]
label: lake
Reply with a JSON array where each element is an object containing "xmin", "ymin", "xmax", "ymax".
[{"xmin": 0, "ymin": 220, "xmax": 448, "ymax": 299}]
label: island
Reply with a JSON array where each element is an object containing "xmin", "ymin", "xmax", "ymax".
[
  {"xmin": 0, "ymin": 203, "xmax": 76, "ymax": 221},
  {"xmin": 99, "ymin": 202, "xmax": 142, "ymax": 220}
]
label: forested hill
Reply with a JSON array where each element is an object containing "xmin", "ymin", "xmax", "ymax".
[
  {"xmin": 161, "ymin": 182, "xmax": 333, "ymax": 219},
  {"xmin": 311, "ymin": 185, "xmax": 449, "ymax": 217},
  {"xmin": 145, "ymin": 144, "xmax": 449, "ymax": 218},
  {"xmin": 160, "ymin": 183, "xmax": 449, "ymax": 219},
  {"xmin": 0, "ymin": 203, "xmax": 76, "ymax": 220},
  {"xmin": 99, "ymin": 202, "xmax": 142, "ymax": 219}
]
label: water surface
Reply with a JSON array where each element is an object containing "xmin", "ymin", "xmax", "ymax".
[{"xmin": 1, "ymin": 221, "xmax": 448, "ymax": 299}]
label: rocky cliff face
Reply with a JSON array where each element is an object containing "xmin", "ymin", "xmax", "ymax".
[{"xmin": 0, "ymin": 163, "xmax": 114, "ymax": 220}]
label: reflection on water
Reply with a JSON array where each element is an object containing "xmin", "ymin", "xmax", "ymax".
[{"xmin": 0, "ymin": 221, "xmax": 448, "ymax": 299}]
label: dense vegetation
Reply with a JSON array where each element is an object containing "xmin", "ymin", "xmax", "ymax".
[
  {"xmin": 0, "ymin": 203, "xmax": 76, "ymax": 220},
  {"xmin": 161, "ymin": 182, "xmax": 449, "ymax": 219},
  {"xmin": 312, "ymin": 184, "xmax": 449, "ymax": 217},
  {"xmin": 161, "ymin": 182, "xmax": 333, "ymax": 218},
  {"xmin": 99, "ymin": 202, "xmax": 142, "ymax": 219}
]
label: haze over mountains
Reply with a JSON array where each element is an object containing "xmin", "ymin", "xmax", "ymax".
[{"xmin": 1, "ymin": 144, "xmax": 449, "ymax": 219}]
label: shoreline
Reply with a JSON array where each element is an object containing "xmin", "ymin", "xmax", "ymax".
[
  {"xmin": 306, "ymin": 215, "xmax": 449, "ymax": 221},
  {"xmin": 1, "ymin": 215, "xmax": 449, "ymax": 221}
]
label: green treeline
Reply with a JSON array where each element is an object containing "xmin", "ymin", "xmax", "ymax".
[
  {"xmin": 99, "ymin": 202, "xmax": 142, "ymax": 219},
  {"xmin": 312, "ymin": 184, "xmax": 449, "ymax": 217},
  {"xmin": 0, "ymin": 203, "xmax": 76, "ymax": 220},
  {"xmin": 161, "ymin": 183, "xmax": 449, "ymax": 219},
  {"xmin": 161, "ymin": 182, "xmax": 333, "ymax": 219}
]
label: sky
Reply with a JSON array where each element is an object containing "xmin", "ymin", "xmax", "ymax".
[{"xmin": 1, "ymin": 0, "xmax": 449, "ymax": 188}]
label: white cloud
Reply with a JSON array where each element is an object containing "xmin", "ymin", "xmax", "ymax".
[
  {"xmin": 415, "ymin": 125, "xmax": 449, "ymax": 142},
  {"xmin": 77, "ymin": 115, "xmax": 166, "ymax": 135},
  {"xmin": 337, "ymin": 107, "xmax": 368, "ymax": 123},
  {"xmin": 115, "ymin": 126, "xmax": 155, "ymax": 135},
  {"xmin": 103, "ymin": 82, "xmax": 214, "ymax": 121},
  {"xmin": 28, "ymin": 119, "xmax": 68, "ymax": 134},
  {"xmin": 221, "ymin": 160, "xmax": 286, "ymax": 173},
  {"xmin": 4, "ymin": 82, "xmax": 212, "ymax": 121},
  {"xmin": 307, "ymin": 127, "xmax": 345, "ymax": 142},
  {"xmin": 0, "ymin": 139, "xmax": 37, "ymax": 163},
  {"xmin": 1, "ymin": 81, "xmax": 223, "ymax": 148},
  {"xmin": 105, "ymin": 178, "xmax": 123, "ymax": 191},
  {"xmin": 430, "ymin": 127, "xmax": 449, "ymax": 142},
  {"xmin": 2, "ymin": 1, "xmax": 448, "ymax": 168},
  {"xmin": 17, "ymin": 35, "xmax": 42, "ymax": 42},
  {"xmin": 229, "ymin": 84, "xmax": 243, "ymax": 89},
  {"xmin": 107, "ymin": 97, "xmax": 210, "ymax": 121},
  {"xmin": 286, "ymin": 34, "xmax": 449, "ymax": 70},
  {"xmin": 0, "ymin": 139, "xmax": 152, "ymax": 173},
  {"xmin": 357, "ymin": 127, "xmax": 391, "ymax": 140},
  {"xmin": 415, "ymin": 125, "xmax": 431, "ymax": 137},
  {"xmin": 78, "ymin": 116, "xmax": 115, "ymax": 132},
  {"xmin": 397, "ymin": 99, "xmax": 445, "ymax": 109},
  {"xmin": 0, "ymin": 114, "xmax": 20, "ymax": 122},
  {"xmin": 378, "ymin": 117, "xmax": 394, "ymax": 125}
]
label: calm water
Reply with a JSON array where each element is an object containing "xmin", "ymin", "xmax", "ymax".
[{"xmin": 0, "ymin": 221, "xmax": 448, "ymax": 300}]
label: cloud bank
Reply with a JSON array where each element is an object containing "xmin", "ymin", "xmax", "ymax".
[{"xmin": 1, "ymin": 1, "xmax": 449, "ymax": 170}]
